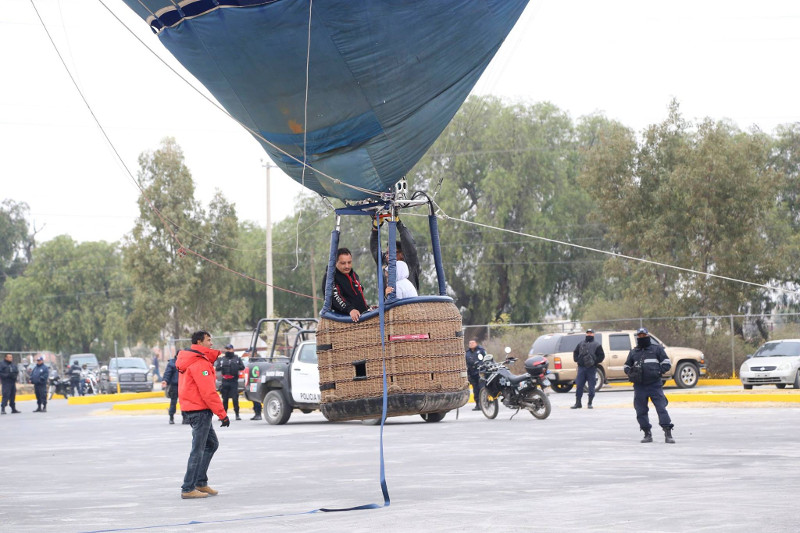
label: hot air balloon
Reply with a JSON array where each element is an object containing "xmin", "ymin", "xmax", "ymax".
[{"xmin": 122, "ymin": 0, "xmax": 530, "ymax": 421}]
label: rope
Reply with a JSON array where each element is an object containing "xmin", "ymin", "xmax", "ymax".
[
  {"xmin": 433, "ymin": 204, "xmax": 800, "ymax": 296},
  {"xmin": 301, "ymin": 0, "xmax": 313, "ymax": 191},
  {"xmin": 96, "ymin": 0, "xmax": 384, "ymax": 199}
]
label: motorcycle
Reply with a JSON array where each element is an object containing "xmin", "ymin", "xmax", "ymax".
[
  {"xmin": 48, "ymin": 374, "xmax": 71, "ymax": 400},
  {"xmin": 477, "ymin": 347, "xmax": 552, "ymax": 420},
  {"xmin": 81, "ymin": 369, "xmax": 100, "ymax": 395}
]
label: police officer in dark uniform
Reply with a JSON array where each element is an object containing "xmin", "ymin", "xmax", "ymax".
[
  {"xmin": 215, "ymin": 345, "xmax": 245, "ymax": 421},
  {"xmin": 1, "ymin": 353, "xmax": 21, "ymax": 414},
  {"xmin": 465, "ymin": 338, "xmax": 486, "ymax": 411},
  {"xmin": 250, "ymin": 401, "xmax": 262, "ymax": 421},
  {"xmin": 30, "ymin": 356, "xmax": 50, "ymax": 412},
  {"xmin": 162, "ymin": 354, "xmax": 181, "ymax": 424},
  {"xmin": 624, "ymin": 327, "xmax": 675, "ymax": 443},
  {"xmin": 68, "ymin": 361, "xmax": 83, "ymax": 397},
  {"xmin": 571, "ymin": 329, "xmax": 605, "ymax": 409}
]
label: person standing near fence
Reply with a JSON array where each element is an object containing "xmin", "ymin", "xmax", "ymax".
[
  {"xmin": 624, "ymin": 327, "xmax": 675, "ymax": 444},
  {"xmin": 215, "ymin": 344, "xmax": 244, "ymax": 421},
  {"xmin": 1, "ymin": 354, "xmax": 21, "ymax": 414},
  {"xmin": 30, "ymin": 356, "xmax": 49, "ymax": 413},
  {"xmin": 162, "ymin": 353, "xmax": 181, "ymax": 424},
  {"xmin": 465, "ymin": 339, "xmax": 486, "ymax": 411},
  {"xmin": 571, "ymin": 329, "xmax": 605, "ymax": 410}
]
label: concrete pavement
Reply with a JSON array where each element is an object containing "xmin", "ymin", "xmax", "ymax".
[{"xmin": 1, "ymin": 385, "xmax": 799, "ymax": 533}]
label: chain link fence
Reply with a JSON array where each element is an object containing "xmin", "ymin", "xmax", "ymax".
[{"xmin": 463, "ymin": 313, "xmax": 800, "ymax": 378}]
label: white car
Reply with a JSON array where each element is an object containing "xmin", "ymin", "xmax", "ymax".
[{"xmin": 740, "ymin": 339, "xmax": 800, "ymax": 389}]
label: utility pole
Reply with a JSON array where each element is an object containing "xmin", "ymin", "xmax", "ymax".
[{"xmin": 262, "ymin": 160, "xmax": 276, "ymax": 322}]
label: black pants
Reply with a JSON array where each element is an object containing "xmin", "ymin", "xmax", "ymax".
[
  {"xmin": 34, "ymin": 383, "xmax": 48, "ymax": 408},
  {"xmin": 574, "ymin": 366, "xmax": 597, "ymax": 404},
  {"xmin": 468, "ymin": 375, "xmax": 482, "ymax": 406},
  {"xmin": 220, "ymin": 382, "xmax": 239, "ymax": 415},
  {"xmin": 167, "ymin": 388, "xmax": 179, "ymax": 417},
  {"xmin": 633, "ymin": 382, "xmax": 672, "ymax": 430},
  {"xmin": 1, "ymin": 380, "xmax": 16, "ymax": 409},
  {"xmin": 252, "ymin": 401, "xmax": 262, "ymax": 417},
  {"xmin": 70, "ymin": 379, "xmax": 82, "ymax": 397}
]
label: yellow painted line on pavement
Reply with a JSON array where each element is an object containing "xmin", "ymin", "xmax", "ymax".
[
  {"xmin": 112, "ymin": 400, "xmax": 254, "ymax": 411},
  {"xmin": 667, "ymin": 392, "xmax": 800, "ymax": 403},
  {"xmin": 68, "ymin": 392, "xmax": 164, "ymax": 405},
  {"xmin": 607, "ymin": 378, "xmax": 740, "ymax": 387}
]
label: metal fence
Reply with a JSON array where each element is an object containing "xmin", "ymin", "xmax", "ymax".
[{"xmin": 463, "ymin": 313, "xmax": 800, "ymax": 378}]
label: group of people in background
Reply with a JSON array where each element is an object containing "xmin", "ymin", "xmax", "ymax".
[
  {"xmin": 1, "ymin": 353, "xmax": 49, "ymax": 414},
  {"xmin": 464, "ymin": 327, "xmax": 675, "ymax": 443}
]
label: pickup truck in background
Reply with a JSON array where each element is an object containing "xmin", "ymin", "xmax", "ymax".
[
  {"xmin": 529, "ymin": 330, "xmax": 706, "ymax": 392},
  {"xmin": 243, "ymin": 318, "xmax": 321, "ymax": 425}
]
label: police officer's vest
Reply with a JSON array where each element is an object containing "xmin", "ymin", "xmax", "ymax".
[{"xmin": 219, "ymin": 356, "xmax": 239, "ymax": 381}]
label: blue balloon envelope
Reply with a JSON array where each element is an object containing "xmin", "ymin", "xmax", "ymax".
[{"xmin": 121, "ymin": 0, "xmax": 529, "ymax": 200}]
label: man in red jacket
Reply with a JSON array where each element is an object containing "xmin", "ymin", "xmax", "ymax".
[{"xmin": 176, "ymin": 330, "xmax": 230, "ymax": 499}]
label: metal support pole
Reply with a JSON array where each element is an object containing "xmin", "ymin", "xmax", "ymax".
[{"xmin": 730, "ymin": 314, "xmax": 736, "ymax": 378}]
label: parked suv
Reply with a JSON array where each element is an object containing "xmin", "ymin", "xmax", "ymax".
[
  {"xmin": 529, "ymin": 330, "xmax": 706, "ymax": 392},
  {"xmin": 68, "ymin": 353, "xmax": 100, "ymax": 372},
  {"xmin": 98, "ymin": 357, "xmax": 153, "ymax": 393}
]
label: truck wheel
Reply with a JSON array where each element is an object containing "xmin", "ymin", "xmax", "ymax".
[
  {"xmin": 264, "ymin": 390, "xmax": 292, "ymax": 425},
  {"xmin": 552, "ymin": 382, "xmax": 574, "ymax": 393},
  {"xmin": 583, "ymin": 367, "xmax": 605, "ymax": 393},
  {"xmin": 674, "ymin": 362, "xmax": 699, "ymax": 389},
  {"xmin": 420, "ymin": 411, "xmax": 446, "ymax": 423}
]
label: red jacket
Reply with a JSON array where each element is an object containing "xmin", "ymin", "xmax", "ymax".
[{"xmin": 176, "ymin": 344, "xmax": 226, "ymax": 420}]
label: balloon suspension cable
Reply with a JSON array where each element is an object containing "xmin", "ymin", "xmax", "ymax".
[
  {"xmin": 96, "ymin": 0, "xmax": 384, "ymax": 199},
  {"xmin": 430, "ymin": 201, "xmax": 800, "ymax": 297},
  {"xmin": 300, "ymin": 0, "xmax": 313, "ymax": 191}
]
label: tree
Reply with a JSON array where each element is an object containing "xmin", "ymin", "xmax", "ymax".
[
  {"xmin": 414, "ymin": 96, "xmax": 605, "ymax": 324},
  {"xmin": 123, "ymin": 137, "xmax": 246, "ymax": 343},
  {"xmin": 0, "ymin": 199, "xmax": 34, "ymax": 287},
  {"xmin": 0, "ymin": 236, "xmax": 131, "ymax": 353},
  {"xmin": 579, "ymin": 100, "xmax": 782, "ymax": 320}
]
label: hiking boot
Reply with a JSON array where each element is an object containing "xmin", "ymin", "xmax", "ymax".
[
  {"xmin": 1, "ymin": 408, "xmax": 5, "ymax": 415},
  {"xmin": 664, "ymin": 427, "xmax": 675, "ymax": 444},
  {"xmin": 195, "ymin": 485, "xmax": 218, "ymax": 496},
  {"xmin": 250, "ymin": 414, "xmax": 262, "ymax": 421},
  {"xmin": 33, "ymin": 407, "xmax": 42, "ymax": 412},
  {"xmin": 169, "ymin": 416, "xmax": 175, "ymax": 425},
  {"xmin": 570, "ymin": 403, "xmax": 582, "ymax": 409},
  {"xmin": 10, "ymin": 408, "xmax": 20, "ymax": 414},
  {"xmin": 587, "ymin": 404, "xmax": 593, "ymax": 410},
  {"xmin": 641, "ymin": 429, "xmax": 653, "ymax": 443},
  {"xmin": 471, "ymin": 406, "xmax": 481, "ymax": 411},
  {"xmin": 41, "ymin": 407, "xmax": 46, "ymax": 413},
  {"xmin": 235, "ymin": 414, "xmax": 241, "ymax": 421},
  {"xmin": 181, "ymin": 490, "xmax": 208, "ymax": 499}
]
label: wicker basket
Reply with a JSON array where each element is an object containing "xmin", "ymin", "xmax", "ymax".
[{"xmin": 317, "ymin": 300, "xmax": 469, "ymax": 421}]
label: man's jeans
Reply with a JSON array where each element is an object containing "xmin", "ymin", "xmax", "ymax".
[{"xmin": 181, "ymin": 410, "xmax": 219, "ymax": 493}]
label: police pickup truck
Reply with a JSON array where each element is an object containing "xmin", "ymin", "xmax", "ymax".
[{"xmin": 243, "ymin": 318, "xmax": 322, "ymax": 425}]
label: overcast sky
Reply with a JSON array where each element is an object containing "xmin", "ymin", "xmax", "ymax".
[{"xmin": 2, "ymin": 0, "xmax": 799, "ymax": 244}]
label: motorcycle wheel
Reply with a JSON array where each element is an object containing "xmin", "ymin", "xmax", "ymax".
[
  {"xmin": 479, "ymin": 388, "xmax": 499, "ymax": 419},
  {"xmin": 526, "ymin": 389, "xmax": 551, "ymax": 420}
]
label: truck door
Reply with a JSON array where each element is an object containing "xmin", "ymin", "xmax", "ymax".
[
  {"xmin": 606, "ymin": 334, "xmax": 633, "ymax": 379},
  {"xmin": 291, "ymin": 343, "xmax": 321, "ymax": 404}
]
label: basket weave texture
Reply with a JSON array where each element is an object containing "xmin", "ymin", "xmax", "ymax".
[{"xmin": 317, "ymin": 301, "xmax": 468, "ymax": 404}]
